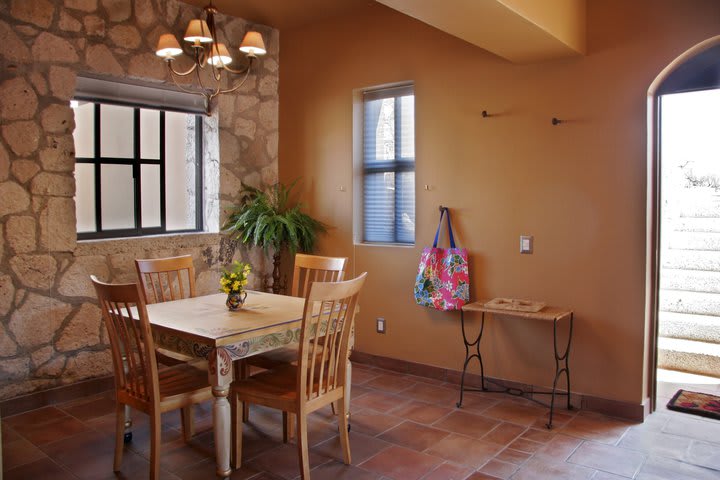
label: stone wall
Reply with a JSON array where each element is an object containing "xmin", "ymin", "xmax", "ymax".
[{"xmin": 0, "ymin": 0, "xmax": 279, "ymax": 400}]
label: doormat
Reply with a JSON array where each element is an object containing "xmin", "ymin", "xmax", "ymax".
[{"xmin": 667, "ymin": 389, "xmax": 720, "ymax": 420}]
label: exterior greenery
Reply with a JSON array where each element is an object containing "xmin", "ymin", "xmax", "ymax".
[{"xmin": 223, "ymin": 181, "xmax": 326, "ymax": 255}]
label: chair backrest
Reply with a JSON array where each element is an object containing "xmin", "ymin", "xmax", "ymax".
[
  {"xmin": 297, "ymin": 272, "xmax": 367, "ymax": 403},
  {"xmin": 91, "ymin": 276, "xmax": 160, "ymax": 407},
  {"xmin": 291, "ymin": 254, "xmax": 348, "ymax": 298},
  {"xmin": 135, "ymin": 255, "xmax": 196, "ymax": 304}
]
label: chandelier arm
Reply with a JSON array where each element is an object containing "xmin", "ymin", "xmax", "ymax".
[
  {"xmin": 166, "ymin": 60, "xmax": 199, "ymax": 77},
  {"xmin": 218, "ymin": 66, "xmax": 252, "ymax": 95},
  {"xmin": 219, "ymin": 57, "xmax": 254, "ymax": 76}
]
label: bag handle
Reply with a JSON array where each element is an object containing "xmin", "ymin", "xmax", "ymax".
[{"xmin": 432, "ymin": 208, "xmax": 457, "ymax": 248}]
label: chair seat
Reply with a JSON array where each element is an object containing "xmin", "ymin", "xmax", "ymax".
[
  {"xmin": 158, "ymin": 362, "xmax": 212, "ymax": 401},
  {"xmin": 233, "ymin": 365, "xmax": 298, "ymax": 405}
]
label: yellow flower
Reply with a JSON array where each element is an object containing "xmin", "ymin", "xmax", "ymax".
[{"xmin": 233, "ymin": 281, "xmax": 241, "ymax": 290}]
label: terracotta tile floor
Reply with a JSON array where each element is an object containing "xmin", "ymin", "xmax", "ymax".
[{"xmin": 3, "ymin": 364, "xmax": 720, "ymax": 479}]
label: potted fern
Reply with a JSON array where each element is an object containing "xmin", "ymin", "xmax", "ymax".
[{"xmin": 223, "ymin": 181, "xmax": 327, "ymax": 294}]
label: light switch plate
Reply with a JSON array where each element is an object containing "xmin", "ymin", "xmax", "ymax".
[
  {"xmin": 376, "ymin": 317, "xmax": 386, "ymax": 334},
  {"xmin": 520, "ymin": 235, "xmax": 533, "ymax": 254}
]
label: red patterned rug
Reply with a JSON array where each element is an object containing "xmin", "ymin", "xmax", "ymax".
[{"xmin": 667, "ymin": 389, "xmax": 720, "ymax": 420}]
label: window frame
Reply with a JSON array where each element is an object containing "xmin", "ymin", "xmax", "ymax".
[
  {"xmin": 73, "ymin": 99, "xmax": 204, "ymax": 240},
  {"xmin": 360, "ymin": 83, "xmax": 416, "ymax": 246}
]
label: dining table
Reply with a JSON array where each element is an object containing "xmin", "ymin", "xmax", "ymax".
[{"xmin": 141, "ymin": 289, "xmax": 351, "ymax": 479}]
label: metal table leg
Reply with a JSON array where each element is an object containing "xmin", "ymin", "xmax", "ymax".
[
  {"xmin": 457, "ymin": 311, "xmax": 485, "ymax": 407},
  {"xmin": 547, "ymin": 312, "xmax": 573, "ymax": 428}
]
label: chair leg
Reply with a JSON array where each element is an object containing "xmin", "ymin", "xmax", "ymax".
[
  {"xmin": 296, "ymin": 411, "xmax": 310, "ymax": 479},
  {"xmin": 113, "ymin": 403, "xmax": 125, "ymax": 471},
  {"xmin": 232, "ymin": 395, "xmax": 243, "ymax": 469},
  {"xmin": 180, "ymin": 406, "xmax": 195, "ymax": 442},
  {"xmin": 150, "ymin": 412, "xmax": 162, "ymax": 480},
  {"xmin": 337, "ymin": 395, "xmax": 352, "ymax": 465}
]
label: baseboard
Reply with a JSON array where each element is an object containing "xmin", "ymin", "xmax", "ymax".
[
  {"xmin": 0, "ymin": 375, "xmax": 114, "ymax": 418},
  {"xmin": 350, "ymin": 351, "xmax": 646, "ymax": 422}
]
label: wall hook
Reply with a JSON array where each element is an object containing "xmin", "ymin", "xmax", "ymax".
[
  {"xmin": 481, "ymin": 110, "xmax": 489, "ymax": 118},
  {"xmin": 439, "ymin": 205, "xmax": 448, "ymax": 213},
  {"xmin": 552, "ymin": 117, "xmax": 563, "ymax": 126}
]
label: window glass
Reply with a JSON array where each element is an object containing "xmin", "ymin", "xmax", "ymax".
[
  {"xmin": 74, "ymin": 163, "xmax": 95, "ymax": 232},
  {"xmin": 362, "ymin": 85, "xmax": 415, "ymax": 244},
  {"xmin": 141, "ymin": 164, "xmax": 161, "ymax": 228},
  {"xmin": 166, "ymin": 111, "xmax": 197, "ymax": 230},
  {"xmin": 140, "ymin": 108, "xmax": 160, "ymax": 160},
  {"xmin": 100, "ymin": 164, "xmax": 134, "ymax": 230},
  {"xmin": 73, "ymin": 102, "xmax": 94, "ymax": 158},
  {"xmin": 100, "ymin": 104, "xmax": 134, "ymax": 158}
]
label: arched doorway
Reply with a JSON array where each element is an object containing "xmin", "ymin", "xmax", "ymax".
[{"xmin": 647, "ymin": 36, "xmax": 720, "ymax": 412}]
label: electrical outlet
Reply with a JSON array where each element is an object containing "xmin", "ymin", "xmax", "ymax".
[
  {"xmin": 376, "ymin": 317, "xmax": 386, "ymax": 334},
  {"xmin": 520, "ymin": 235, "xmax": 533, "ymax": 254}
]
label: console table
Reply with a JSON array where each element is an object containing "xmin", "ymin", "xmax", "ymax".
[{"xmin": 457, "ymin": 300, "xmax": 574, "ymax": 428}]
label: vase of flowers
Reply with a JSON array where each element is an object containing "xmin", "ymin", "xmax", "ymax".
[{"xmin": 220, "ymin": 261, "xmax": 251, "ymax": 311}]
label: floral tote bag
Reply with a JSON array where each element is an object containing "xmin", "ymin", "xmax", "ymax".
[{"xmin": 413, "ymin": 208, "xmax": 470, "ymax": 310}]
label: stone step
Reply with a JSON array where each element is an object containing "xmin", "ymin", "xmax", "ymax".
[
  {"xmin": 660, "ymin": 268, "xmax": 720, "ymax": 294},
  {"xmin": 662, "ymin": 249, "xmax": 720, "ymax": 271},
  {"xmin": 677, "ymin": 190, "xmax": 720, "ymax": 218},
  {"xmin": 658, "ymin": 311, "xmax": 720, "ymax": 343},
  {"xmin": 667, "ymin": 231, "xmax": 720, "ymax": 251},
  {"xmin": 657, "ymin": 337, "xmax": 720, "ymax": 378},
  {"xmin": 673, "ymin": 217, "xmax": 720, "ymax": 233},
  {"xmin": 659, "ymin": 289, "xmax": 720, "ymax": 316}
]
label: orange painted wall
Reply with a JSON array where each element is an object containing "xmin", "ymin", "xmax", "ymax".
[{"xmin": 278, "ymin": 0, "xmax": 720, "ymax": 404}]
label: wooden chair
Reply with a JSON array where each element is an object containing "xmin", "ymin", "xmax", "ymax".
[
  {"xmin": 232, "ymin": 273, "xmax": 367, "ymax": 478},
  {"xmin": 135, "ymin": 255, "xmax": 199, "ymax": 366},
  {"xmin": 91, "ymin": 276, "xmax": 213, "ymax": 480},
  {"xmin": 246, "ymin": 254, "xmax": 348, "ymax": 370}
]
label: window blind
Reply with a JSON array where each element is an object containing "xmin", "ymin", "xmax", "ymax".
[{"xmin": 362, "ymin": 84, "xmax": 415, "ymax": 244}]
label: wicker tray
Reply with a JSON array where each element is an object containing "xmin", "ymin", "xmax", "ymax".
[{"xmin": 483, "ymin": 298, "xmax": 546, "ymax": 313}]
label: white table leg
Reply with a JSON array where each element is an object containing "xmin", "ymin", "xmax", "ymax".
[{"xmin": 209, "ymin": 347, "xmax": 233, "ymax": 479}]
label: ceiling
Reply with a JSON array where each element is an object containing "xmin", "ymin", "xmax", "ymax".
[
  {"xmin": 180, "ymin": 0, "xmax": 586, "ymax": 63},
  {"xmin": 180, "ymin": 0, "xmax": 373, "ymax": 31}
]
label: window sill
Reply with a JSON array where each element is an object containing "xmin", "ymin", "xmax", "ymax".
[{"xmin": 75, "ymin": 231, "xmax": 224, "ymax": 257}]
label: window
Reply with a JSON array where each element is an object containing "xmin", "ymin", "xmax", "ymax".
[
  {"xmin": 72, "ymin": 101, "xmax": 203, "ymax": 239},
  {"xmin": 361, "ymin": 84, "xmax": 415, "ymax": 244}
]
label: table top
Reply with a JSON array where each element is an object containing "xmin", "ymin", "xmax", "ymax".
[
  {"xmin": 462, "ymin": 300, "xmax": 572, "ymax": 322},
  {"xmin": 146, "ymin": 290, "xmax": 306, "ymax": 347}
]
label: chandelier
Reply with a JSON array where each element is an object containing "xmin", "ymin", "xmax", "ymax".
[{"xmin": 155, "ymin": 1, "xmax": 266, "ymax": 114}]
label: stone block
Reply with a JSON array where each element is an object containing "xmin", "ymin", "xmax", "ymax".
[
  {"xmin": 63, "ymin": 350, "xmax": 112, "ymax": 380},
  {"xmin": 0, "ymin": 78, "xmax": 38, "ymax": 120},
  {"xmin": 59, "ymin": 11, "xmax": 82, "ymax": 32},
  {"xmin": 101, "ymin": 0, "xmax": 131, "ymax": 22},
  {"xmin": 58, "ymin": 255, "xmax": 110, "ymax": 297},
  {"xmin": 128, "ymin": 53, "xmax": 167, "ymax": 80},
  {"xmin": 16, "ymin": 25, "xmax": 40, "ymax": 37},
  {"xmin": 11, "ymin": 160, "xmax": 40, "ymax": 183},
  {"xmin": 108, "ymin": 25, "xmax": 140, "ymax": 49},
  {"xmin": 0, "ymin": 181, "xmax": 30, "ymax": 217},
  {"xmin": 49, "ymin": 66, "xmax": 77, "ymax": 101},
  {"xmin": 9, "ymin": 293, "xmax": 72, "ymax": 348},
  {"xmin": 234, "ymin": 117, "xmax": 256, "ymax": 140},
  {"xmin": 263, "ymin": 58, "xmax": 278, "ymax": 73},
  {"xmin": 261, "ymin": 165, "xmax": 278, "ymax": 186},
  {"xmin": 2, "ymin": 120, "xmax": 40, "ymax": 157},
  {"xmin": 265, "ymin": 131, "xmax": 278, "ymax": 158},
  {"xmin": 36, "ymin": 356, "xmax": 66, "ymax": 377},
  {"xmin": 236, "ymin": 94, "xmax": 259, "ymax": 113},
  {"xmin": 0, "ymin": 143, "xmax": 8, "ymax": 181},
  {"xmin": 0, "ymin": 357, "xmax": 29, "ymax": 381},
  {"xmin": 0, "ymin": 323, "xmax": 17, "ymax": 357},
  {"xmin": 85, "ymin": 43, "xmax": 124, "ymax": 76},
  {"xmin": 0, "ymin": 274, "xmax": 15, "ymax": 316},
  {"xmin": 258, "ymin": 100, "xmax": 278, "ymax": 130},
  {"xmin": 29, "ymin": 72, "xmax": 48, "ymax": 96},
  {"xmin": 41, "ymin": 104, "xmax": 76, "ymax": 134},
  {"xmin": 258, "ymin": 75, "xmax": 278, "ymax": 97},
  {"xmin": 40, "ymin": 197, "xmax": 76, "ymax": 252},
  {"xmin": 65, "ymin": 0, "xmax": 97, "ymax": 12},
  {"xmin": 196, "ymin": 269, "xmax": 220, "ymax": 296},
  {"xmin": 10, "ymin": 0, "xmax": 54, "ymax": 29},
  {"xmin": 0, "ymin": 20, "xmax": 31, "ymax": 64},
  {"xmin": 134, "ymin": 0, "xmax": 156, "ymax": 29},
  {"xmin": 40, "ymin": 135, "xmax": 76, "ymax": 172},
  {"xmin": 32, "ymin": 32, "xmax": 80, "ymax": 63},
  {"xmin": 10, "ymin": 254, "xmax": 58, "ymax": 289},
  {"xmin": 83, "ymin": 14, "xmax": 105, "ymax": 37},
  {"xmin": 31, "ymin": 172, "xmax": 75, "ymax": 197},
  {"xmin": 6, "ymin": 215, "xmax": 37, "ymax": 253},
  {"xmin": 31, "ymin": 345, "xmax": 55, "ymax": 368},
  {"xmin": 56, "ymin": 303, "xmax": 101, "ymax": 352}
]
